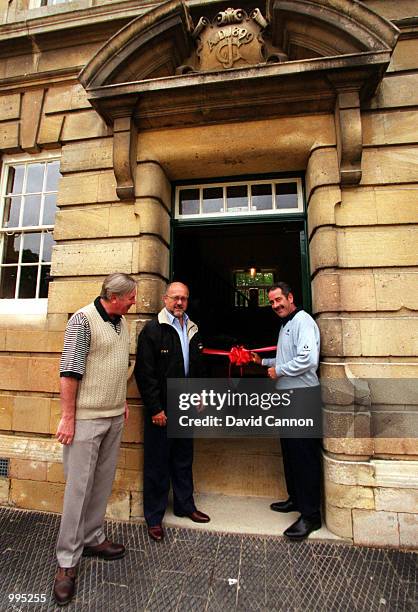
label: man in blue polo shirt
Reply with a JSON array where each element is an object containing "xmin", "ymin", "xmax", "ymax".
[{"xmin": 252, "ymin": 282, "xmax": 322, "ymax": 540}]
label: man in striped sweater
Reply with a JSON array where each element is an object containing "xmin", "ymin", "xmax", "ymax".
[{"xmin": 53, "ymin": 273, "xmax": 136, "ymax": 606}]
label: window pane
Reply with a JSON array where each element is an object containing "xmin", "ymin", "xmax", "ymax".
[
  {"xmin": 0, "ymin": 266, "xmax": 17, "ymax": 298},
  {"xmin": 42, "ymin": 232, "xmax": 55, "ymax": 262},
  {"xmin": 227, "ymin": 185, "xmax": 248, "ymax": 212},
  {"xmin": 2, "ymin": 196, "xmax": 21, "ymax": 228},
  {"xmin": 45, "ymin": 161, "xmax": 61, "ymax": 192},
  {"xmin": 2, "ymin": 234, "xmax": 21, "ymax": 264},
  {"xmin": 179, "ymin": 189, "xmax": 199, "ymax": 215},
  {"xmin": 202, "ymin": 187, "xmax": 223, "ymax": 214},
  {"xmin": 22, "ymin": 194, "xmax": 42, "ymax": 227},
  {"xmin": 18, "ymin": 266, "xmax": 38, "ymax": 298},
  {"xmin": 7, "ymin": 165, "xmax": 25, "ymax": 195},
  {"xmin": 251, "ymin": 184, "xmax": 272, "ymax": 210},
  {"xmin": 275, "ymin": 182, "xmax": 298, "ymax": 209},
  {"xmin": 22, "ymin": 232, "xmax": 41, "ymax": 263},
  {"xmin": 26, "ymin": 163, "xmax": 45, "ymax": 193},
  {"xmin": 39, "ymin": 265, "xmax": 52, "ymax": 298},
  {"xmin": 42, "ymin": 194, "xmax": 58, "ymax": 225}
]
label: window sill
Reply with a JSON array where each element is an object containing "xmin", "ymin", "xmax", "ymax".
[{"xmin": 0, "ymin": 299, "xmax": 48, "ymax": 316}]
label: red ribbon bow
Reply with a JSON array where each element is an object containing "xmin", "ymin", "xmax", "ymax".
[{"xmin": 202, "ymin": 345, "xmax": 276, "ymax": 376}]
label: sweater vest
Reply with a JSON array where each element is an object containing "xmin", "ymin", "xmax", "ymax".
[{"xmin": 75, "ymin": 302, "xmax": 129, "ymax": 419}]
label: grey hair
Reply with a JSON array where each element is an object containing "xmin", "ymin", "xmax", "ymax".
[{"xmin": 100, "ymin": 273, "xmax": 136, "ymax": 300}]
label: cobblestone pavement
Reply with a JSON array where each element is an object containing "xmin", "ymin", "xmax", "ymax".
[{"xmin": 0, "ymin": 507, "xmax": 416, "ymax": 611}]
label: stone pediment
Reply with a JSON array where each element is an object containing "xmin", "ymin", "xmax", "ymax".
[{"xmin": 78, "ymin": 0, "xmax": 399, "ymax": 199}]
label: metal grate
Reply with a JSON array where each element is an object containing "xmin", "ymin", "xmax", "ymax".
[{"xmin": 0, "ymin": 457, "xmax": 9, "ymax": 477}]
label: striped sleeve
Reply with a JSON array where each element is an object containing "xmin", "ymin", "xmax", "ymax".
[{"xmin": 59, "ymin": 312, "xmax": 91, "ymax": 379}]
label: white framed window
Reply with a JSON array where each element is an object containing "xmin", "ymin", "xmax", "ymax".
[
  {"xmin": 175, "ymin": 178, "xmax": 303, "ymax": 220},
  {"xmin": 0, "ymin": 152, "xmax": 61, "ymax": 314}
]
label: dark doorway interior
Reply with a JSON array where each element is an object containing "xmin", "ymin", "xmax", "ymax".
[{"xmin": 172, "ymin": 221, "xmax": 305, "ymax": 354}]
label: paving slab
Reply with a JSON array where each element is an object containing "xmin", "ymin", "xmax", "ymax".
[{"xmin": 0, "ymin": 506, "xmax": 416, "ymax": 612}]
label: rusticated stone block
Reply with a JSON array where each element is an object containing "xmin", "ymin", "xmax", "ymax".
[
  {"xmin": 0, "ymin": 478, "xmax": 9, "ymax": 504},
  {"xmin": 5, "ymin": 329, "xmax": 64, "ymax": 353},
  {"xmin": 12, "ymin": 396, "xmax": 51, "ymax": 434},
  {"xmin": 398, "ymin": 513, "xmax": 418, "ymax": 548},
  {"xmin": 130, "ymin": 491, "xmax": 144, "ymax": 518},
  {"xmin": 305, "ymin": 148, "xmax": 339, "ymax": 201},
  {"xmin": 0, "ymin": 121, "xmax": 19, "ymax": 150},
  {"xmin": 309, "ymin": 227, "xmax": 338, "ymax": 273},
  {"xmin": 133, "ymin": 236, "xmax": 169, "ymax": 277},
  {"xmin": 136, "ymin": 277, "xmax": 166, "ymax": 313},
  {"xmin": 374, "ymin": 438, "xmax": 418, "ymax": 456},
  {"xmin": 325, "ymin": 502, "xmax": 353, "ymax": 539},
  {"xmin": 323, "ymin": 453, "xmax": 375, "ymax": 487},
  {"xmin": 49, "ymin": 398, "xmax": 61, "ymax": 435},
  {"xmin": 105, "ymin": 490, "xmax": 130, "ymax": 521},
  {"xmin": 0, "ymin": 395, "xmax": 13, "ymax": 430},
  {"xmin": 27, "ymin": 357, "xmax": 60, "ymax": 393},
  {"xmin": 0, "ymin": 356, "xmax": 29, "ymax": 391},
  {"xmin": 362, "ymin": 145, "xmax": 418, "ymax": 185},
  {"xmin": 47, "ymin": 462, "xmax": 65, "ymax": 484},
  {"xmin": 135, "ymin": 162, "xmax": 171, "ymax": 211},
  {"xmin": 0, "ymin": 93, "xmax": 21, "ymax": 121},
  {"xmin": 135, "ymin": 198, "xmax": 170, "ymax": 243},
  {"xmin": 38, "ymin": 114, "xmax": 64, "ymax": 147},
  {"xmin": 325, "ymin": 481, "xmax": 374, "ymax": 510},
  {"xmin": 323, "ymin": 437, "xmax": 374, "ymax": 457},
  {"xmin": 58, "ymin": 170, "xmax": 118, "ymax": 206},
  {"xmin": 54, "ymin": 207, "xmax": 110, "ymax": 241},
  {"xmin": 61, "ymin": 138, "xmax": 113, "ymax": 173},
  {"xmin": 338, "ymin": 226, "xmax": 418, "ymax": 267},
  {"xmin": 369, "ymin": 74, "xmax": 418, "ymax": 109},
  {"xmin": 352, "ymin": 509, "xmax": 399, "ymax": 547},
  {"xmin": 388, "ymin": 38, "xmax": 418, "ymax": 73},
  {"xmin": 37, "ymin": 42, "xmax": 100, "ymax": 74},
  {"xmin": 307, "ymin": 186, "xmax": 340, "ymax": 237},
  {"xmin": 51, "ymin": 240, "xmax": 133, "ymax": 276},
  {"xmin": 363, "ymin": 110, "xmax": 418, "ymax": 147},
  {"xmin": 9, "ymin": 458, "xmax": 47, "ymax": 481},
  {"xmin": 122, "ymin": 406, "xmax": 141, "ymax": 444},
  {"xmin": 375, "ymin": 488, "xmax": 418, "ymax": 514},
  {"xmin": 113, "ymin": 468, "xmax": 140, "ymax": 492},
  {"xmin": 20, "ymin": 89, "xmax": 44, "ymax": 152},
  {"xmin": 61, "ymin": 111, "xmax": 108, "ymax": 142},
  {"xmin": 44, "ymin": 84, "xmax": 91, "ymax": 114},
  {"xmin": 48, "ymin": 280, "xmax": 102, "ymax": 314},
  {"xmin": 109, "ymin": 204, "xmax": 140, "ymax": 237},
  {"xmin": 10, "ymin": 479, "xmax": 64, "ymax": 513}
]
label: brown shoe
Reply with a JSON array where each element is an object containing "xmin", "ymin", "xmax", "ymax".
[
  {"xmin": 174, "ymin": 509, "xmax": 210, "ymax": 523},
  {"xmin": 53, "ymin": 566, "xmax": 77, "ymax": 606},
  {"xmin": 82, "ymin": 539, "xmax": 125, "ymax": 560},
  {"xmin": 147, "ymin": 525, "xmax": 164, "ymax": 542}
]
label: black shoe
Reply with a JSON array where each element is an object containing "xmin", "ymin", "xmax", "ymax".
[
  {"xmin": 270, "ymin": 499, "xmax": 298, "ymax": 513},
  {"xmin": 284, "ymin": 516, "xmax": 321, "ymax": 541}
]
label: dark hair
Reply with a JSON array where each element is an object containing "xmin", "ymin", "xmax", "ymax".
[{"xmin": 268, "ymin": 282, "xmax": 292, "ymax": 297}]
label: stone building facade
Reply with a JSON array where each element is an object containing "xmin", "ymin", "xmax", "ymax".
[{"xmin": 0, "ymin": 0, "xmax": 417, "ymax": 547}]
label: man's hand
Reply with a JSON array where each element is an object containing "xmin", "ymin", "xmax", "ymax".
[
  {"xmin": 152, "ymin": 410, "xmax": 167, "ymax": 427},
  {"xmin": 267, "ymin": 366, "xmax": 278, "ymax": 380},
  {"xmin": 251, "ymin": 352, "xmax": 262, "ymax": 365},
  {"xmin": 124, "ymin": 401, "xmax": 129, "ymax": 422},
  {"xmin": 56, "ymin": 417, "xmax": 75, "ymax": 445}
]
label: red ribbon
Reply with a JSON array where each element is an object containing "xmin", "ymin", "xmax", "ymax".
[{"xmin": 202, "ymin": 345, "xmax": 276, "ymax": 376}]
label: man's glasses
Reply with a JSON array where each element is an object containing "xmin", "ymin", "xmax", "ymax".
[{"xmin": 165, "ymin": 295, "xmax": 188, "ymax": 302}]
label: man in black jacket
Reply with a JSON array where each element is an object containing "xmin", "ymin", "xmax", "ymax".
[{"xmin": 135, "ymin": 282, "xmax": 210, "ymax": 541}]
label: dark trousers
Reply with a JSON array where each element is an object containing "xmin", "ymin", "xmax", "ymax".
[
  {"xmin": 280, "ymin": 437, "xmax": 321, "ymax": 520},
  {"xmin": 143, "ymin": 414, "xmax": 196, "ymax": 527}
]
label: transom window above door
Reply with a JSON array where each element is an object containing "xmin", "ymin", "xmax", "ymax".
[{"xmin": 175, "ymin": 178, "xmax": 303, "ymax": 219}]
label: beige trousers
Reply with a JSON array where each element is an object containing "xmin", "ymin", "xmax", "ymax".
[{"xmin": 56, "ymin": 414, "xmax": 124, "ymax": 568}]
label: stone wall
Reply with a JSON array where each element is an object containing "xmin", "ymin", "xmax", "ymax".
[
  {"xmin": 0, "ymin": 1, "xmax": 417, "ymax": 546},
  {"xmin": 307, "ymin": 28, "xmax": 418, "ymax": 546}
]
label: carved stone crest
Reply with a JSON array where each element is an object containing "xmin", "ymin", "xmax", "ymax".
[{"xmin": 192, "ymin": 8, "xmax": 272, "ymax": 71}]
